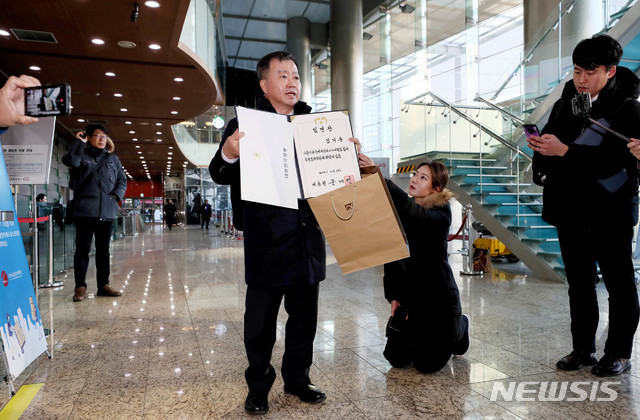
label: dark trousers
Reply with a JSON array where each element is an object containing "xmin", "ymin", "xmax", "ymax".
[
  {"xmin": 383, "ymin": 313, "xmax": 464, "ymax": 373},
  {"xmin": 557, "ymin": 225, "xmax": 639, "ymax": 358},
  {"xmin": 74, "ymin": 218, "xmax": 113, "ymax": 289},
  {"xmin": 244, "ymin": 283, "xmax": 319, "ymax": 394},
  {"xmin": 201, "ymin": 216, "xmax": 210, "ymax": 229}
]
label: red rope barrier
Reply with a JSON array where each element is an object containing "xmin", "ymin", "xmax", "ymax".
[
  {"xmin": 18, "ymin": 216, "xmax": 49, "ymax": 223},
  {"xmin": 447, "ymin": 213, "xmax": 468, "ymax": 241}
]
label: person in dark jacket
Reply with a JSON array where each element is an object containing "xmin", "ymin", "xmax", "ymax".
[
  {"xmin": 62, "ymin": 124, "xmax": 127, "ymax": 302},
  {"xmin": 528, "ymin": 35, "xmax": 640, "ymax": 377},
  {"xmin": 199, "ymin": 199, "xmax": 212, "ymax": 229},
  {"xmin": 371, "ymin": 160, "xmax": 469, "ymax": 373},
  {"xmin": 164, "ymin": 199, "xmax": 177, "ymax": 230},
  {"xmin": 209, "ymin": 51, "xmax": 327, "ymax": 415}
]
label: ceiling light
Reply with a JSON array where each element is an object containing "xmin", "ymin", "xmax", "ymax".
[
  {"xmin": 171, "ymin": 111, "xmax": 178, "ymax": 115},
  {"xmin": 125, "ymin": 121, "xmax": 132, "ymax": 125},
  {"xmin": 0, "ymin": 30, "xmax": 10, "ymax": 37},
  {"xmin": 91, "ymin": 38, "xmax": 105, "ymax": 45},
  {"xmin": 132, "ymin": 138, "xmax": 138, "ymax": 141},
  {"xmin": 139, "ymin": 156, "xmax": 145, "ymax": 159},
  {"xmin": 105, "ymin": 72, "xmax": 116, "ymax": 77},
  {"xmin": 168, "ymin": 157, "xmax": 172, "ymax": 160},
  {"xmin": 135, "ymin": 145, "xmax": 140, "ymax": 148},
  {"xmin": 156, "ymin": 131, "xmax": 162, "ymax": 135},
  {"xmin": 118, "ymin": 40, "xmax": 136, "ymax": 48},
  {"xmin": 156, "ymin": 139, "xmax": 163, "ymax": 142},
  {"xmin": 172, "ymin": 97, "xmax": 181, "ymax": 101},
  {"xmin": 156, "ymin": 123, "xmax": 162, "ymax": 126},
  {"xmin": 129, "ymin": 131, "xmax": 135, "ymax": 134},
  {"xmin": 149, "ymin": 44, "xmax": 161, "ymax": 50},
  {"xmin": 173, "ymin": 77, "xmax": 183, "ymax": 82},
  {"xmin": 138, "ymin": 151, "xmax": 142, "ymax": 154},
  {"xmin": 121, "ymin": 108, "xmax": 128, "ymax": 112},
  {"xmin": 78, "ymin": 119, "xmax": 85, "ymax": 122},
  {"xmin": 114, "ymin": 93, "xmax": 123, "ymax": 97},
  {"xmin": 145, "ymin": 1, "xmax": 160, "ymax": 8},
  {"xmin": 168, "ymin": 152, "xmax": 173, "ymax": 155},
  {"xmin": 29, "ymin": 66, "xmax": 41, "ymax": 71}
]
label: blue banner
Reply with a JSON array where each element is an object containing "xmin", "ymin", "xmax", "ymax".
[{"xmin": 0, "ymin": 140, "xmax": 47, "ymax": 379}]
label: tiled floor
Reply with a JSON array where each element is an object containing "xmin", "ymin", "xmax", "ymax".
[{"xmin": 2, "ymin": 223, "xmax": 640, "ymax": 419}]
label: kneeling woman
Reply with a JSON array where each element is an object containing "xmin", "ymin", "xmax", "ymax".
[{"xmin": 381, "ymin": 161, "xmax": 469, "ymax": 373}]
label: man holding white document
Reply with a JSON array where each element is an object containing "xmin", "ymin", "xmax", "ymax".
[{"xmin": 209, "ymin": 51, "xmax": 329, "ymax": 415}]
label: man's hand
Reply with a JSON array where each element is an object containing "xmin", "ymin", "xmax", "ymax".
[
  {"xmin": 76, "ymin": 131, "xmax": 88, "ymax": 143},
  {"xmin": 390, "ymin": 300, "xmax": 401, "ymax": 316},
  {"xmin": 221, "ymin": 128, "xmax": 245, "ymax": 160},
  {"xmin": 0, "ymin": 75, "xmax": 41, "ymax": 127},
  {"xmin": 348, "ymin": 137, "xmax": 362, "ymax": 153},
  {"xmin": 627, "ymin": 138, "xmax": 640, "ymax": 160},
  {"xmin": 358, "ymin": 153, "xmax": 375, "ymax": 167},
  {"xmin": 527, "ymin": 134, "xmax": 568, "ymax": 157}
]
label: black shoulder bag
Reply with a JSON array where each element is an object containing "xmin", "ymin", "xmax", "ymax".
[{"xmin": 65, "ymin": 152, "xmax": 109, "ymax": 224}]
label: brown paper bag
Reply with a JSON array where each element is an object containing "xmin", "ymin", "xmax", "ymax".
[{"xmin": 308, "ymin": 168, "xmax": 409, "ymax": 274}]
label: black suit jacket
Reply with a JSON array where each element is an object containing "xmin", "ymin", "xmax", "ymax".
[{"xmin": 209, "ymin": 97, "xmax": 326, "ymax": 287}]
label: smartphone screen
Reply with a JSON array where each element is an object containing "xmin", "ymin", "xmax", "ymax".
[
  {"xmin": 25, "ymin": 83, "xmax": 71, "ymax": 117},
  {"xmin": 523, "ymin": 124, "xmax": 540, "ymax": 139}
]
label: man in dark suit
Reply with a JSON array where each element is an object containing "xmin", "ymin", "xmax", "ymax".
[
  {"xmin": 209, "ymin": 51, "xmax": 326, "ymax": 415},
  {"xmin": 199, "ymin": 199, "xmax": 212, "ymax": 229}
]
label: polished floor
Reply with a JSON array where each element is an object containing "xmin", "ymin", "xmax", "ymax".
[{"xmin": 2, "ymin": 223, "xmax": 640, "ymax": 419}]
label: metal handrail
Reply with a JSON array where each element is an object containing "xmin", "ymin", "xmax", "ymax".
[
  {"xmin": 474, "ymin": 96, "xmax": 526, "ymax": 126},
  {"xmin": 405, "ymin": 90, "xmax": 532, "ymax": 162},
  {"xmin": 490, "ymin": 0, "xmax": 580, "ymax": 101}
]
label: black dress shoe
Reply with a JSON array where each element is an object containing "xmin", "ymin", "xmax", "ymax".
[
  {"xmin": 591, "ymin": 354, "xmax": 631, "ymax": 377},
  {"xmin": 453, "ymin": 314, "xmax": 470, "ymax": 356},
  {"xmin": 244, "ymin": 392, "xmax": 269, "ymax": 415},
  {"xmin": 284, "ymin": 383, "xmax": 326, "ymax": 404},
  {"xmin": 556, "ymin": 350, "xmax": 598, "ymax": 370}
]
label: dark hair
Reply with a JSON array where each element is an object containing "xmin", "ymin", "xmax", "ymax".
[
  {"xmin": 85, "ymin": 124, "xmax": 107, "ymax": 137},
  {"xmin": 256, "ymin": 51, "xmax": 298, "ymax": 81},
  {"xmin": 572, "ymin": 35, "xmax": 622, "ymax": 70},
  {"xmin": 36, "ymin": 193, "xmax": 46, "ymax": 202},
  {"xmin": 417, "ymin": 161, "xmax": 449, "ymax": 191}
]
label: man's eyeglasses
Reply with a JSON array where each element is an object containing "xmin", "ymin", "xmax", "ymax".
[{"xmin": 91, "ymin": 135, "xmax": 108, "ymax": 140}]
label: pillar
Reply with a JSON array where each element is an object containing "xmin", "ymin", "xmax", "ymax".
[{"xmin": 287, "ymin": 17, "xmax": 312, "ymax": 104}]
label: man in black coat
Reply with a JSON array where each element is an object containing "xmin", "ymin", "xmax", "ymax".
[
  {"xmin": 62, "ymin": 124, "xmax": 127, "ymax": 302},
  {"xmin": 164, "ymin": 199, "xmax": 177, "ymax": 230},
  {"xmin": 529, "ymin": 35, "xmax": 640, "ymax": 377},
  {"xmin": 199, "ymin": 199, "xmax": 212, "ymax": 229},
  {"xmin": 209, "ymin": 51, "xmax": 326, "ymax": 415}
]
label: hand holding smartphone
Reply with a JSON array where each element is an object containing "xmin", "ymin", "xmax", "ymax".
[{"xmin": 523, "ymin": 124, "xmax": 540, "ymax": 139}]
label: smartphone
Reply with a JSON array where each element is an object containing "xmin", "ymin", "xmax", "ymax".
[
  {"xmin": 523, "ymin": 123, "xmax": 540, "ymax": 139},
  {"xmin": 24, "ymin": 83, "xmax": 71, "ymax": 117}
]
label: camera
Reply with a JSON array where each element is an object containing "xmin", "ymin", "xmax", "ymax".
[
  {"xmin": 25, "ymin": 83, "xmax": 71, "ymax": 117},
  {"xmin": 571, "ymin": 92, "xmax": 592, "ymax": 117}
]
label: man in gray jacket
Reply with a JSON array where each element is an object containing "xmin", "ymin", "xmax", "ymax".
[{"xmin": 62, "ymin": 124, "xmax": 127, "ymax": 302}]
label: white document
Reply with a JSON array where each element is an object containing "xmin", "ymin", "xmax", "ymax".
[
  {"xmin": 290, "ymin": 110, "xmax": 360, "ymax": 198},
  {"xmin": 237, "ymin": 106, "xmax": 301, "ymax": 210}
]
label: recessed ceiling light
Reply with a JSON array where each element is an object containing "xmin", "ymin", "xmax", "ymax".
[
  {"xmin": 129, "ymin": 131, "xmax": 135, "ymax": 134},
  {"xmin": 168, "ymin": 152, "xmax": 173, "ymax": 155},
  {"xmin": 172, "ymin": 97, "xmax": 181, "ymax": 101},
  {"xmin": 173, "ymin": 77, "xmax": 184, "ymax": 82},
  {"xmin": 114, "ymin": 93, "xmax": 123, "ymax": 97},
  {"xmin": 149, "ymin": 44, "xmax": 161, "ymax": 50},
  {"xmin": 145, "ymin": 1, "xmax": 160, "ymax": 8},
  {"xmin": 156, "ymin": 139, "xmax": 163, "ymax": 142},
  {"xmin": 168, "ymin": 157, "xmax": 172, "ymax": 160},
  {"xmin": 156, "ymin": 131, "xmax": 162, "ymax": 135},
  {"xmin": 138, "ymin": 151, "xmax": 142, "ymax": 154},
  {"xmin": 120, "ymin": 108, "xmax": 128, "ymax": 112},
  {"xmin": 169, "ymin": 147, "xmax": 174, "ymax": 149},
  {"xmin": 0, "ymin": 30, "xmax": 10, "ymax": 37},
  {"xmin": 170, "ymin": 111, "xmax": 178, "ymax": 115},
  {"xmin": 139, "ymin": 156, "xmax": 145, "ymax": 159},
  {"xmin": 135, "ymin": 145, "xmax": 140, "ymax": 148},
  {"xmin": 105, "ymin": 72, "xmax": 116, "ymax": 77},
  {"xmin": 91, "ymin": 38, "xmax": 105, "ymax": 45},
  {"xmin": 132, "ymin": 139, "xmax": 138, "ymax": 142},
  {"xmin": 29, "ymin": 66, "xmax": 41, "ymax": 71},
  {"xmin": 78, "ymin": 119, "xmax": 85, "ymax": 122},
  {"xmin": 125, "ymin": 121, "xmax": 132, "ymax": 125},
  {"xmin": 155, "ymin": 123, "xmax": 162, "ymax": 126},
  {"xmin": 118, "ymin": 40, "xmax": 136, "ymax": 48}
]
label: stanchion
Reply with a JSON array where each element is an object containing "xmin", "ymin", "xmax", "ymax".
[
  {"xmin": 39, "ymin": 215, "xmax": 63, "ymax": 289},
  {"xmin": 460, "ymin": 204, "xmax": 482, "ymax": 276}
]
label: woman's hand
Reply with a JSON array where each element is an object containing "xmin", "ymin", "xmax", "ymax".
[
  {"xmin": 358, "ymin": 153, "xmax": 375, "ymax": 167},
  {"xmin": 391, "ymin": 300, "xmax": 400, "ymax": 316}
]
